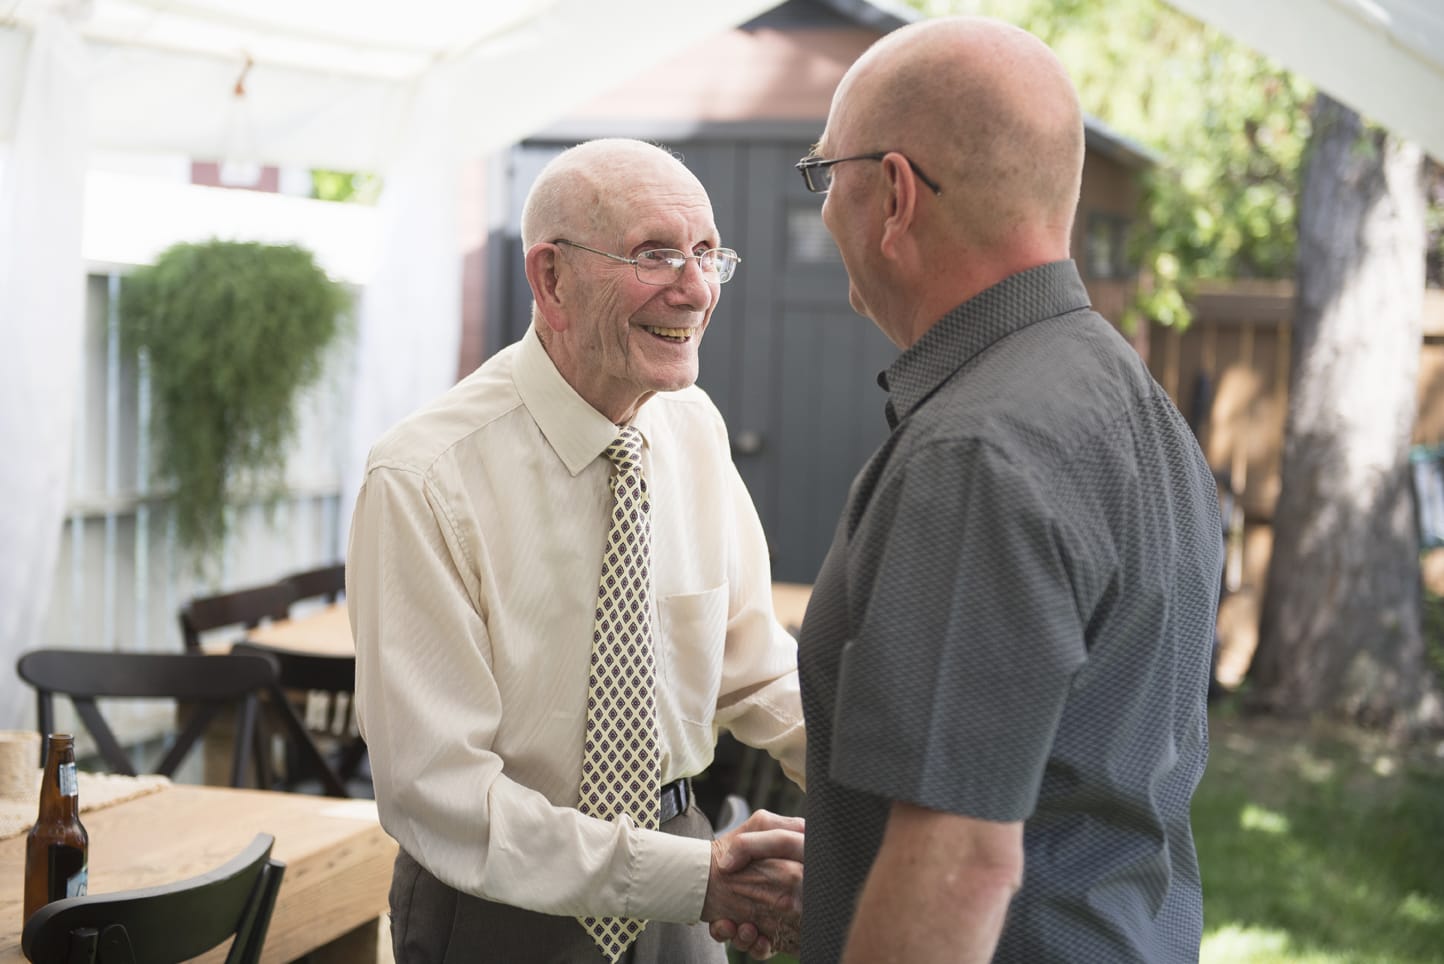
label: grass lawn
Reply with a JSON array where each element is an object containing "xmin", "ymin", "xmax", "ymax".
[
  {"xmin": 1196, "ymin": 706, "xmax": 1444, "ymax": 963},
  {"xmin": 734, "ymin": 705, "xmax": 1444, "ymax": 963}
]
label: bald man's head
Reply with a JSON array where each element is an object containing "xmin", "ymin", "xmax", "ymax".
[
  {"xmin": 520, "ymin": 139, "xmax": 701, "ymax": 252},
  {"xmin": 836, "ymin": 17, "xmax": 1084, "ymax": 250}
]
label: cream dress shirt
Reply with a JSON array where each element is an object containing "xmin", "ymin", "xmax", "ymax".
[{"xmin": 347, "ymin": 326, "xmax": 806, "ymax": 925}]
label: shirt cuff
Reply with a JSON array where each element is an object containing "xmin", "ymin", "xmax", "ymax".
[{"xmin": 630, "ymin": 829, "xmax": 712, "ymax": 923}]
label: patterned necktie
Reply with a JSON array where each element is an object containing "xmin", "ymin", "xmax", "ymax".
[{"xmin": 577, "ymin": 425, "xmax": 661, "ymax": 961}]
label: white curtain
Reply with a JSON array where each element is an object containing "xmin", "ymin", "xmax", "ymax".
[
  {"xmin": 0, "ymin": 7, "xmax": 90, "ymax": 730},
  {"xmin": 340, "ymin": 68, "xmax": 463, "ymax": 544}
]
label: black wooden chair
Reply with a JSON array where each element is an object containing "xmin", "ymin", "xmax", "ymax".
[
  {"xmin": 15, "ymin": 649, "xmax": 276, "ymax": 788},
  {"xmin": 178, "ymin": 583, "xmax": 296, "ymax": 653},
  {"xmin": 281, "ymin": 563, "xmax": 346, "ymax": 609},
  {"xmin": 279, "ymin": 564, "xmax": 355, "ymax": 787},
  {"xmin": 21, "ymin": 832, "xmax": 284, "ymax": 964},
  {"xmin": 231, "ymin": 642, "xmax": 360, "ymax": 797}
]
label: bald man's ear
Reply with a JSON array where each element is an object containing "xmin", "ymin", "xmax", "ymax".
[
  {"xmin": 525, "ymin": 242, "xmax": 570, "ymax": 333},
  {"xmin": 878, "ymin": 152, "xmax": 920, "ymax": 264}
]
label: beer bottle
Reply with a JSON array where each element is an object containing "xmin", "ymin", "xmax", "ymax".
[{"xmin": 23, "ymin": 733, "xmax": 89, "ymax": 923}]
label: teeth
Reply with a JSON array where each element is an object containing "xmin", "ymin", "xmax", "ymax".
[{"xmin": 645, "ymin": 326, "xmax": 691, "ymax": 339}]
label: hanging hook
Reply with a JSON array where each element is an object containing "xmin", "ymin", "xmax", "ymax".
[{"xmin": 233, "ymin": 53, "xmax": 254, "ymax": 98}]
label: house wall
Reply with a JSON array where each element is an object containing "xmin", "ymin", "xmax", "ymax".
[
  {"xmin": 1073, "ymin": 151, "xmax": 1145, "ymax": 353},
  {"xmin": 460, "ymin": 18, "xmax": 1150, "ymax": 369}
]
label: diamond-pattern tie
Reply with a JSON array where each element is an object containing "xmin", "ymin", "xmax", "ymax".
[{"xmin": 577, "ymin": 425, "xmax": 660, "ymax": 962}]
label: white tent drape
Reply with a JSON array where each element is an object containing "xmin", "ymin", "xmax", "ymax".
[
  {"xmin": 0, "ymin": 0, "xmax": 786, "ymax": 678},
  {"xmin": 340, "ymin": 68, "xmax": 463, "ymax": 540},
  {"xmin": 0, "ymin": 7, "xmax": 90, "ymax": 729}
]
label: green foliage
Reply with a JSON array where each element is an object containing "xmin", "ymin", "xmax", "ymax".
[
  {"xmin": 909, "ymin": 0, "xmax": 1315, "ymax": 328},
  {"xmin": 118, "ymin": 240, "xmax": 349, "ymax": 563},
  {"xmin": 310, "ymin": 169, "xmax": 383, "ymax": 204}
]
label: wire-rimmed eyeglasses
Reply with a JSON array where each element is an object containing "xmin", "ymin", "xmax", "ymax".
[
  {"xmin": 795, "ymin": 152, "xmax": 943, "ymax": 196},
  {"xmin": 553, "ymin": 239, "xmax": 741, "ymax": 285}
]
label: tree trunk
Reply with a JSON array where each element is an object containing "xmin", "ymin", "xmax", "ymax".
[{"xmin": 1252, "ymin": 94, "xmax": 1440, "ymax": 733}]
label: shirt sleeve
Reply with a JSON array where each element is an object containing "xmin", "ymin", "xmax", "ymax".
[
  {"xmin": 348, "ymin": 463, "xmax": 711, "ymax": 923},
  {"xmin": 712, "ymin": 458, "xmax": 808, "ymax": 791},
  {"xmin": 829, "ymin": 438, "xmax": 1088, "ymax": 821}
]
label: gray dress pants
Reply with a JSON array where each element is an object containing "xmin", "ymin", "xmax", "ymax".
[{"xmin": 389, "ymin": 803, "xmax": 727, "ymax": 964}]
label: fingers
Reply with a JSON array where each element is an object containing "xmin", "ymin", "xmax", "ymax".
[
  {"xmin": 703, "ymin": 809, "xmax": 807, "ymax": 955},
  {"xmin": 738, "ymin": 808, "xmax": 805, "ymax": 835},
  {"xmin": 717, "ymin": 810, "xmax": 805, "ymax": 874},
  {"xmin": 709, "ymin": 919, "xmax": 774, "ymax": 960},
  {"xmin": 718, "ymin": 827, "xmax": 806, "ymax": 872}
]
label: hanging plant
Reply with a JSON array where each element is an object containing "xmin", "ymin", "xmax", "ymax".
[{"xmin": 118, "ymin": 239, "xmax": 350, "ymax": 563}]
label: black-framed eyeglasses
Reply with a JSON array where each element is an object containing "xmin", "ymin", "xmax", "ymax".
[
  {"xmin": 553, "ymin": 239, "xmax": 740, "ymax": 285},
  {"xmin": 795, "ymin": 151, "xmax": 943, "ymax": 196}
]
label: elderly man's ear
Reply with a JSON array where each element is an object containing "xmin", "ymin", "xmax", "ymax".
[{"xmin": 525, "ymin": 242, "xmax": 570, "ymax": 333}]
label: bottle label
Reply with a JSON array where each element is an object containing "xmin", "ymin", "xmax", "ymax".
[
  {"xmin": 66, "ymin": 865, "xmax": 88, "ymax": 898},
  {"xmin": 58, "ymin": 762, "xmax": 77, "ymax": 797}
]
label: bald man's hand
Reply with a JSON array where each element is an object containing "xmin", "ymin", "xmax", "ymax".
[{"xmin": 702, "ymin": 810, "xmax": 805, "ymax": 958}]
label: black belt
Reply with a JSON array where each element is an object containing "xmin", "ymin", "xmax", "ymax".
[{"xmin": 659, "ymin": 777, "xmax": 691, "ymax": 824}]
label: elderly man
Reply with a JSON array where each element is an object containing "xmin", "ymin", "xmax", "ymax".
[
  {"xmin": 791, "ymin": 17, "xmax": 1222, "ymax": 963},
  {"xmin": 347, "ymin": 138, "xmax": 805, "ymax": 963}
]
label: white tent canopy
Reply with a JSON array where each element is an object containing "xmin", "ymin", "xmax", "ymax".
[
  {"xmin": 0, "ymin": 0, "xmax": 784, "ymax": 171},
  {"xmin": 0, "ymin": 0, "xmax": 783, "ymax": 730},
  {"xmin": 1165, "ymin": 0, "xmax": 1444, "ymax": 161}
]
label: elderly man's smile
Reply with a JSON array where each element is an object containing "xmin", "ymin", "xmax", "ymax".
[{"xmin": 642, "ymin": 325, "xmax": 696, "ymax": 342}]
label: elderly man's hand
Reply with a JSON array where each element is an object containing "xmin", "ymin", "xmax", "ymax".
[{"xmin": 701, "ymin": 810, "xmax": 805, "ymax": 959}]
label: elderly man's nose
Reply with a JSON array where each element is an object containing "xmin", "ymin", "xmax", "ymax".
[{"xmin": 668, "ymin": 257, "xmax": 714, "ymax": 302}]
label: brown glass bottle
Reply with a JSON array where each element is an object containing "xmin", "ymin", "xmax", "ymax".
[{"xmin": 23, "ymin": 733, "xmax": 89, "ymax": 924}]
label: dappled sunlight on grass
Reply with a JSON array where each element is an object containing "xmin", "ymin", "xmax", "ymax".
[
  {"xmin": 1238, "ymin": 802, "xmax": 1290, "ymax": 834},
  {"xmin": 1196, "ymin": 709, "xmax": 1444, "ymax": 963},
  {"xmin": 1202, "ymin": 923, "xmax": 1302, "ymax": 962}
]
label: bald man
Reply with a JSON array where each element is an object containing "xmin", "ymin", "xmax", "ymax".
[
  {"xmin": 790, "ymin": 17, "xmax": 1221, "ymax": 962},
  {"xmin": 348, "ymin": 138, "xmax": 805, "ymax": 963}
]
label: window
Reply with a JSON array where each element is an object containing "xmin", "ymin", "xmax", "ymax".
[{"xmin": 1085, "ymin": 213, "xmax": 1134, "ymax": 280}]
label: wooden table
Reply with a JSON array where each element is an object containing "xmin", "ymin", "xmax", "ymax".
[
  {"xmin": 0, "ymin": 784, "xmax": 396, "ymax": 963},
  {"xmin": 245, "ymin": 604, "xmax": 354, "ymax": 657},
  {"xmin": 244, "ymin": 581, "xmax": 815, "ymax": 657}
]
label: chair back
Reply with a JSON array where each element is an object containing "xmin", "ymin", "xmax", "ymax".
[
  {"xmin": 15, "ymin": 650, "xmax": 277, "ymax": 788},
  {"xmin": 21, "ymin": 832, "xmax": 284, "ymax": 964},
  {"xmin": 282, "ymin": 563, "xmax": 346, "ymax": 608},
  {"xmin": 231, "ymin": 642, "xmax": 357, "ymax": 797},
  {"xmin": 179, "ymin": 583, "xmax": 296, "ymax": 652}
]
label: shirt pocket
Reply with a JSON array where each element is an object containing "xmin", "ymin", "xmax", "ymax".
[{"xmin": 658, "ymin": 583, "xmax": 728, "ymax": 727}]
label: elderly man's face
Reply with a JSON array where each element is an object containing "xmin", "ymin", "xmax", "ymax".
[{"xmin": 554, "ymin": 169, "xmax": 722, "ymax": 424}]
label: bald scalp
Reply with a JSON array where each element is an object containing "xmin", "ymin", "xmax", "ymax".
[
  {"xmin": 855, "ymin": 17, "xmax": 1084, "ymax": 248},
  {"xmin": 520, "ymin": 138, "xmax": 698, "ymax": 251}
]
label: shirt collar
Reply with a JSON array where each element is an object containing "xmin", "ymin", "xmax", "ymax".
[
  {"xmin": 513, "ymin": 326, "xmax": 651, "ymax": 475},
  {"xmin": 882, "ymin": 260, "xmax": 1092, "ymax": 427}
]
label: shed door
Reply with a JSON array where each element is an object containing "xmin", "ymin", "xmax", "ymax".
[{"xmin": 503, "ymin": 138, "xmax": 897, "ymax": 583}]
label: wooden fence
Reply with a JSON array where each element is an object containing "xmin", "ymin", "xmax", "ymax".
[{"xmin": 1145, "ymin": 281, "xmax": 1444, "ymax": 684}]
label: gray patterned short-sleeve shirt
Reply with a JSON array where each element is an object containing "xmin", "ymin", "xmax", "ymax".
[{"xmin": 797, "ymin": 261, "xmax": 1222, "ymax": 962}]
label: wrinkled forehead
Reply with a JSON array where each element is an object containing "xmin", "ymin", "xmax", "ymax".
[{"xmin": 601, "ymin": 160, "xmax": 719, "ymax": 247}]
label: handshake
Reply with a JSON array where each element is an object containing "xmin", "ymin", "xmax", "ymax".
[{"xmin": 702, "ymin": 810, "xmax": 807, "ymax": 959}]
